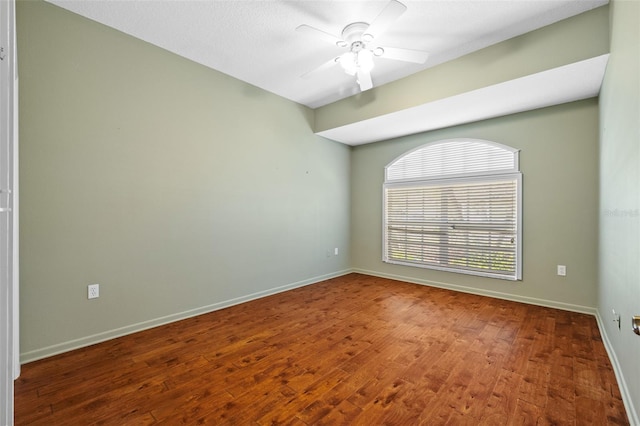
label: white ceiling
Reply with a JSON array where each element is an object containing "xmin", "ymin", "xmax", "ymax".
[{"xmin": 46, "ymin": 0, "xmax": 608, "ymax": 110}]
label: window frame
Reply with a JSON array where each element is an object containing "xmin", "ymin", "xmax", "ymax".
[{"xmin": 382, "ymin": 139, "xmax": 522, "ymax": 281}]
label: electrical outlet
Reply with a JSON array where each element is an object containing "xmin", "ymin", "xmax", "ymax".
[
  {"xmin": 612, "ymin": 309, "xmax": 621, "ymax": 330},
  {"xmin": 334, "ymin": 247, "xmax": 339, "ymax": 256},
  {"xmin": 88, "ymin": 284, "xmax": 99, "ymax": 299},
  {"xmin": 557, "ymin": 265, "xmax": 566, "ymax": 276}
]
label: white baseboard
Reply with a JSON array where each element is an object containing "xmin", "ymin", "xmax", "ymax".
[
  {"xmin": 595, "ymin": 310, "xmax": 639, "ymax": 426},
  {"xmin": 352, "ymin": 268, "xmax": 597, "ymax": 315},
  {"xmin": 23, "ymin": 267, "xmax": 637, "ymax": 426},
  {"xmin": 20, "ymin": 269, "xmax": 352, "ymax": 364},
  {"xmin": 20, "ymin": 268, "xmax": 596, "ymax": 364}
]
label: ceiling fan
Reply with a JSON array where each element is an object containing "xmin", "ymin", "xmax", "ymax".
[{"xmin": 296, "ymin": 0, "xmax": 429, "ymax": 92}]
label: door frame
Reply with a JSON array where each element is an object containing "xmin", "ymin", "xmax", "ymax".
[{"xmin": 1, "ymin": 0, "xmax": 19, "ymax": 423}]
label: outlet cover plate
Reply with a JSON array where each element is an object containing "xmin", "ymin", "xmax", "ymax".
[{"xmin": 88, "ymin": 284, "xmax": 99, "ymax": 299}]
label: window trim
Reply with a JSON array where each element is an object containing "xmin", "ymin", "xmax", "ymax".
[{"xmin": 382, "ymin": 139, "xmax": 522, "ymax": 281}]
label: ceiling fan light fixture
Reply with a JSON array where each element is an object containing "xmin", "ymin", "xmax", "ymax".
[
  {"xmin": 338, "ymin": 52, "xmax": 358, "ymax": 75},
  {"xmin": 339, "ymin": 49, "xmax": 375, "ymax": 76},
  {"xmin": 296, "ymin": 0, "xmax": 424, "ymax": 93}
]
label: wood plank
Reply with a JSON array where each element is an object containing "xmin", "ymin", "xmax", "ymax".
[
  {"xmin": 517, "ymin": 360, "xmax": 551, "ymax": 408},
  {"xmin": 480, "ymin": 368, "xmax": 523, "ymax": 424},
  {"xmin": 544, "ymin": 375, "xmax": 576, "ymax": 424}
]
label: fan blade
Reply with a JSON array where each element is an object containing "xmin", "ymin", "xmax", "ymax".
[
  {"xmin": 378, "ymin": 46, "xmax": 429, "ymax": 64},
  {"xmin": 356, "ymin": 68, "xmax": 373, "ymax": 91},
  {"xmin": 301, "ymin": 56, "xmax": 339, "ymax": 79},
  {"xmin": 364, "ymin": 0, "xmax": 407, "ymax": 40},
  {"xmin": 296, "ymin": 24, "xmax": 346, "ymax": 47}
]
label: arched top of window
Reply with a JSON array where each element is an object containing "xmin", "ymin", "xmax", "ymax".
[{"xmin": 385, "ymin": 138, "xmax": 519, "ymax": 182}]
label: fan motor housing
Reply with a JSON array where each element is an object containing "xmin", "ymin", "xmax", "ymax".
[{"xmin": 341, "ymin": 22, "xmax": 369, "ymax": 44}]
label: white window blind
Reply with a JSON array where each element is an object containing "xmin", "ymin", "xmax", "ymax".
[
  {"xmin": 386, "ymin": 139, "xmax": 518, "ymax": 181},
  {"xmin": 383, "ymin": 139, "xmax": 522, "ymax": 280}
]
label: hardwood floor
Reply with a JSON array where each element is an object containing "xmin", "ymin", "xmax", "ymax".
[{"xmin": 15, "ymin": 274, "xmax": 629, "ymax": 425}]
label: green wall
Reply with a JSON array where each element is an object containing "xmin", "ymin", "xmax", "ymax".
[
  {"xmin": 17, "ymin": 0, "xmax": 351, "ymax": 361},
  {"xmin": 598, "ymin": 0, "xmax": 640, "ymax": 422},
  {"xmin": 351, "ymin": 100, "xmax": 599, "ymax": 311}
]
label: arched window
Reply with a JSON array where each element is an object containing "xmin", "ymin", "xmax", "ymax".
[{"xmin": 383, "ymin": 139, "xmax": 522, "ymax": 280}]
